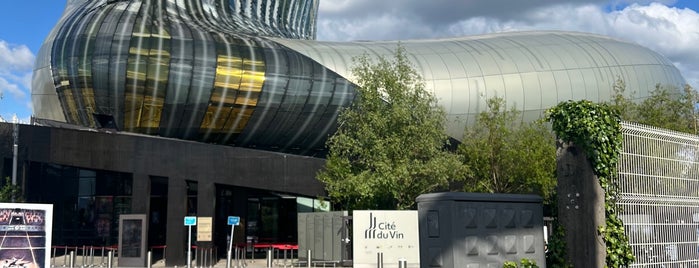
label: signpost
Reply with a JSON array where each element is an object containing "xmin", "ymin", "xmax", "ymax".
[
  {"xmin": 226, "ymin": 216, "xmax": 241, "ymax": 268},
  {"xmin": 184, "ymin": 216, "xmax": 197, "ymax": 268}
]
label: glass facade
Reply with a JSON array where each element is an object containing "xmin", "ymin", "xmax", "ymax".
[
  {"xmin": 33, "ymin": 0, "xmax": 686, "ymax": 154},
  {"xmin": 26, "ymin": 162, "xmax": 133, "ymax": 246}
]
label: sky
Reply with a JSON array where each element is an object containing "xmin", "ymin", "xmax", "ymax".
[{"xmin": 1, "ymin": 0, "xmax": 698, "ymax": 123}]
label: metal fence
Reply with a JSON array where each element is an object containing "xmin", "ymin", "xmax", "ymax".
[{"xmin": 618, "ymin": 122, "xmax": 699, "ymax": 267}]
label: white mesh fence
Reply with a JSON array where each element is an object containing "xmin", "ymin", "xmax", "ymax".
[{"xmin": 619, "ymin": 122, "xmax": 699, "ymax": 267}]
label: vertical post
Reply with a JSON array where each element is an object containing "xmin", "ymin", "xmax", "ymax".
[
  {"xmin": 107, "ymin": 251, "xmax": 113, "ymax": 268},
  {"xmin": 69, "ymin": 251, "xmax": 75, "ymax": 268},
  {"xmin": 266, "ymin": 249, "xmax": 272, "ymax": 268},
  {"xmin": 147, "ymin": 251, "xmax": 152, "ymax": 268},
  {"xmin": 306, "ymin": 249, "xmax": 311, "ymax": 268},
  {"xmin": 64, "ymin": 247, "xmax": 68, "ymax": 267},
  {"xmin": 52, "ymin": 247, "xmax": 56, "ymax": 268},
  {"xmin": 187, "ymin": 225, "xmax": 192, "ymax": 268},
  {"xmin": 398, "ymin": 258, "xmax": 407, "ymax": 268},
  {"xmin": 11, "ymin": 115, "xmax": 18, "ymax": 202},
  {"xmin": 376, "ymin": 252, "xmax": 383, "ymax": 268},
  {"xmin": 227, "ymin": 224, "xmax": 234, "ymax": 268}
]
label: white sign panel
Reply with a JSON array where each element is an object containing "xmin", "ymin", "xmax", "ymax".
[
  {"xmin": 0, "ymin": 203, "xmax": 53, "ymax": 268},
  {"xmin": 353, "ymin": 210, "xmax": 420, "ymax": 268}
]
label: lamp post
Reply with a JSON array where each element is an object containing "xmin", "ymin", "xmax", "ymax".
[{"xmin": 11, "ymin": 114, "xmax": 18, "ymax": 202}]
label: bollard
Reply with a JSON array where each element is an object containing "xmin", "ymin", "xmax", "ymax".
[
  {"xmin": 82, "ymin": 245, "xmax": 87, "ymax": 267},
  {"xmin": 90, "ymin": 246, "xmax": 95, "ymax": 266},
  {"xmin": 107, "ymin": 251, "xmax": 113, "ymax": 268},
  {"xmin": 398, "ymin": 258, "xmax": 407, "ymax": 268},
  {"xmin": 147, "ymin": 251, "xmax": 152, "ymax": 268},
  {"xmin": 101, "ymin": 247, "xmax": 105, "ymax": 266},
  {"xmin": 69, "ymin": 251, "xmax": 75, "ymax": 268},
  {"xmin": 266, "ymin": 249, "xmax": 272, "ymax": 268},
  {"xmin": 376, "ymin": 252, "xmax": 383, "ymax": 268},
  {"xmin": 64, "ymin": 247, "xmax": 69, "ymax": 267},
  {"xmin": 235, "ymin": 247, "xmax": 240, "ymax": 268},
  {"xmin": 306, "ymin": 249, "xmax": 312, "ymax": 268}
]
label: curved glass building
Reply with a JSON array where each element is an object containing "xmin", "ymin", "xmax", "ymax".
[
  {"xmin": 32, "ymin": 0, "xmax": 686, "ymax": 154},
  {"xmin": 16, "ymin": 0, "xmax": 689, "ymax": 262}
]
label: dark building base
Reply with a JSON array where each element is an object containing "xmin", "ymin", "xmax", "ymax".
[{"xmin": 0, "ymin": 122, "xmax": 327, "ymax": 266}]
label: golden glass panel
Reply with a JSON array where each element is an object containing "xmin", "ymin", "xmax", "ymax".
[
  {"xmin": 210, "ymin": 88, "xmax": 239, "ymax": 106},
  {"xmin": 61, "ymin": 88, "xmax": 80, "ymax": 124},
  {"xmin": 199, "ymin": 41, "xmax": 267, "ymax": 140},
  {"xmin": 225, "ymin": 107, "xmax": 254, "ymax": 133},
  {"xmin": 123, "ymin": 87, "xmax": 145, "ymax": 131},
  {"xmin": 239, "ymin": 71, "xmax": 264, "ymax": 92},
  {"xmin": 199, "ymin": 106, "xmax": 233, "ymax": 133},
  {"xmin": 235, "ymin": 92, "xmax": 260, "ymax": 106}
]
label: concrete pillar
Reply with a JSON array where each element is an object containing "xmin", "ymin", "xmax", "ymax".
[
  {"xmin": 556, "ymin": 142, "xmax": 606, "ymax": 267},
  {"xmin": 132, "ymin": 173, "xmax": 151, "ymax": 214},
  {"xmin": 196, "ymin": 181, "xmax": 216, "ymax": 249},
  {"xmin": 165, "ymin": 177, "xmax": 187, "ymax": 266}
]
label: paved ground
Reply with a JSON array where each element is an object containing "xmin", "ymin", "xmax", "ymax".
[{"xmin": 51, "ymin": 256, "xmax": 311, "ymax": 268}]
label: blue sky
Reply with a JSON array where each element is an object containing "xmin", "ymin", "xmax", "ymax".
[{"xmin": 1, "ymin": 0, "xmax": 698, "ymax": 123}]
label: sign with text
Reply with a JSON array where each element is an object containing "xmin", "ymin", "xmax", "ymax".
[
  {"xmin": 184, "ymin": 216, "xmax": 196, "ymax": 226},
  {"xmin": 352, "ymin": 210, "xmax": 420, "ymax": 268},
  {"xmin": 197, "ymin": 217, "xmax": 212, "ymax": 241},
  {"xmin": 228, "ymin": 216, "xmax": 240, "ymax": 226}
]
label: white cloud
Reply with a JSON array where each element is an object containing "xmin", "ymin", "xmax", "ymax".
[
  {"xmin": 0, "ymin": 41, "xmax": 35, "ymax": 72},
  {"xmin": 316, "ymin": 1, "xmax": 699, "ymax": 87},
  {"xmin": 0, "ymin": 40, "xmax": 34, "ymax": 118},
  {"xmin": 0, "ymin": 76, "xmax": 25, "ymax": 100}
]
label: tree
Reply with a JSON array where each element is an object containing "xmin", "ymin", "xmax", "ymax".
[
  {"xmin": 0, "ymin": 177, "xmax": 22, "ymax": 202},
  {"xmin": 608, "ymin": 79, "xmax": 699, "ymax": 134},
  {"xmin": 458, "ymin": 97, "xmax": 556, "ymax": 201},
  {"xmin": 317, "ymin": 46, "xmax": 468, "ymax": 210}
]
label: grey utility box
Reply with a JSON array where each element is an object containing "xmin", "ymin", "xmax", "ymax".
[
  {"xmin": 416, "ymin": 192, "xmax": 545, "ymax": 268},
  {"xmin": 298, "ymin": 211, "xmax": 351, "ymax": 265}
]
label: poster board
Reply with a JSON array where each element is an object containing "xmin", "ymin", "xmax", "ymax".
[
  {"xmin": 352, "ymin": 210, "xmax": 420, "ymax": 268},
  {"xmin": 196, "ymin": 217, "xmax": 212, "ymax": 241},
  {"xmin": 0, "ymin": 203, "xmax": 52, "ymax": 268},
  {"xmin": 118, "ymin": 214, "xmax": 147, "ymax": 267}
]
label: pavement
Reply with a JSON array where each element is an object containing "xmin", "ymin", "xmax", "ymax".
[{"xmin": 51, "ymin": 256, "xmax": 314, "ymax": 268}]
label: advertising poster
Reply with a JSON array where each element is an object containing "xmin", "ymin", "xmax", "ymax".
[
  {"xmin": 353, "ymin": 210, "xmax": 420, "ymax": 268},
  {"xmin": 0, "ymin": 203, "xmax": 53, "ymax": 268}
]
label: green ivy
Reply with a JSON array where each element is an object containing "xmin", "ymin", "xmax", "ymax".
[
  {"xmin": 503, "ymin": 259, "xmax": 539, "ymax": 268},
  {"xmin": 545, "ymin": 100, "xmax": 634, "ymax": 267}
]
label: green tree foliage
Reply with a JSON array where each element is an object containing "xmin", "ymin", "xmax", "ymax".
[
  {"xmin": 317, "ymin": 47, "xmax": 468, "ymax": 210},
  {"xmin": 458, "ymin": 97, "xmax": 556, "ymax": 201},
  {"xmin": 0, "ymin": 177, "xmax": 22, "ymax": 202},
  {"xmin": 609, "ymin": 79, "xmax": 699, "ymax": 134}
]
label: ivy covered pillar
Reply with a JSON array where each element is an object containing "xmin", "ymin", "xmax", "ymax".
[
  {"xmin": 556, "ymin": 141, "xmax": 606, "ymax": 267},
  {"xmin": 546, "ymin": 100, "xmax": 635, "ymax": 268}
]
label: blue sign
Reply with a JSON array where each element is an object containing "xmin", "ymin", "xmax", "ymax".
[
  {"xmin": 228, "ymin": 216, "xmax": 240, "ymax": 226},
  {"xmin": 184, "ymin": 216, "xmax": 197, "ymax": 226}
]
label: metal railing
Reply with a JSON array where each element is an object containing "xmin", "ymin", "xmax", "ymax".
[{"xmin": 618, "ymin": 122, "xmax": 699, "ymax": 267}]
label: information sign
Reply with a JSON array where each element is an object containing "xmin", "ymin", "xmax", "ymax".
[
  {"xmin": 184, "ymin": 216, "xmax": 197, "ymax": 226},
  {"xmin": 227, "ymin": 216, "xmax": 240, "ymax": 226},
  {"xmin": 197, "ymin": 217, "xmax": 212, "ymax": 241}
]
